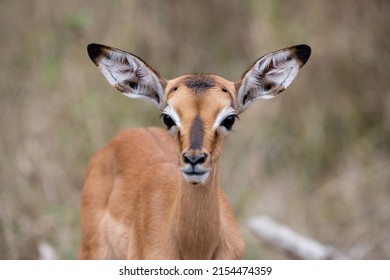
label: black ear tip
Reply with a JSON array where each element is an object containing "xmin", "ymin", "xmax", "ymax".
[
  {"xmin": 87, "ymin": 43, "xmax": 103, "ymax": 63},
  {"xmin": 295, "ymin": 44, "xmax": 311, "ymax": 65}
]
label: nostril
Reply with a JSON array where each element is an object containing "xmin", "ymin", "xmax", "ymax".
[
  {"xmin": 198, "ymin": 153, "xmax": 207, "ymax": 164},
  {"xmin": 182, "ymin": 153, "xmax": 191, "ymax": 164},
  {"xmin": 195, "ymin": 153, "xmax": 206, "ymax": 165},
  {"xmin": 182, "ymin": 152, "xmax": 207, "ymax": 165}
]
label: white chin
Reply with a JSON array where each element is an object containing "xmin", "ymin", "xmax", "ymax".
[{"xmin": 182, "ymin": 172, "xmax": 210, "ymax": 185}]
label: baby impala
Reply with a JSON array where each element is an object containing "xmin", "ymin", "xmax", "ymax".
[{"xmin": 79, "ymin": 43, "xmax": 311, "ymax": 259}]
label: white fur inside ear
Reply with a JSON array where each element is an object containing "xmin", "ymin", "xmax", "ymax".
[
  {"xmin": 97, "ymin": 49, "xmax": 164, "ymax": 107},
  {"xmin": 263, "ymin": 53, "xmax": 298, "ymax": 87},
  {"xmin": 249, "ymin": 51, "xmax": 300, "ymax": 98},
  {"xmin": 236, "ymin": 49, "xmax": 302, "ymax": 113}
]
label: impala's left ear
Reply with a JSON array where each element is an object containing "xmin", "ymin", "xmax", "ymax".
[{"xmin": 234, "ymin": 44, "xmax": 311, "ymax": 114}]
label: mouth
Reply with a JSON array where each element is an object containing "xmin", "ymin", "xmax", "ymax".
[
  {"xmin": 183, "ymin": 171, "xmax": 207, "ymax": 176},
  {"xmin": 181, "ymin": 166, "xmax": 210, "ymax": 184}
]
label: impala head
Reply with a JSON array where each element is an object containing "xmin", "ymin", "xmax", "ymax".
[{"xmin": 87, "ymin": 43, "xmax": 311, "ymax": 185}]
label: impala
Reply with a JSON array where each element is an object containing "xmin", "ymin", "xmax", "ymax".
[{"xmin": 79, "ymin": 43, "xmax": 311, "ymax": 259}]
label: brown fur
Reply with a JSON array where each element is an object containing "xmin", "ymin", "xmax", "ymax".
[
  {"xmin": 79, "ymin": 43, "xmax": 310, "ymax": 260},
  {"xmin": 79, "ymin": 76, "xmax": 244, "ymax": 260}
]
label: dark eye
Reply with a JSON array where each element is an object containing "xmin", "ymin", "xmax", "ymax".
[
  {"xmin": 162, "ymin": 114, "xmax": 176, "ymax": 130},
  {"xmin": 221, "ymin": 115, "xmax": 236, "ymax": 131}
]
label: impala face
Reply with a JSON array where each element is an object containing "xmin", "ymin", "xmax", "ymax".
[
  {"xmin": 87, "ymin": 43, "xmax": 311, "ymax": 185},
  {"xmin": 162, "ymin": 74, "xmax": 237, "ymax": 184}
]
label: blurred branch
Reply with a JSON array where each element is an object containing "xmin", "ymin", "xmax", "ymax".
[
  {"xmin": 38, "ymin": 241, "xmax": 58, "ymax": 260},
  {"xmin": 248, "ymin": 216, "xmax": 349, "ymax": 260}
]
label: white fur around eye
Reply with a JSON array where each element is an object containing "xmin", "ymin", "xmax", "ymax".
[
  {"xmin": 213, "ymin": 106, "xmax": 236, "ymax": 136},
  {"xmin": 163, "ymin": 105, "xmax": 181, "ymax": 130}
]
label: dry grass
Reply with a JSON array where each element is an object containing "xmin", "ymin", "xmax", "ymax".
[{"xmin": 0, "ymin": 0, "xmax": 389, "ymax": 259}]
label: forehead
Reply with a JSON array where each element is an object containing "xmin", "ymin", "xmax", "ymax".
[{"xmin": 165, "ymin": 74, "xmax": 236, "ymax": 114}]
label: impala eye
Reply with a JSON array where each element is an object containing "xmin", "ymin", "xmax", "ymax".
[
  {"xmin": 221, "ymin": 115, "xmax": 236, "ymax": 131},
  {"xmin": 161, "ymin": 113, "xmax": 176, "ymax": 130}
]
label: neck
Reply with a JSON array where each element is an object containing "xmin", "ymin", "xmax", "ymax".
[{"xmin": 171, "ymin": 166, "xmax": 221, "ymax": 259}]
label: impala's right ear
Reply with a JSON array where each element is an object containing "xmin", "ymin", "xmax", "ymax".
[{"xmin": 87, "ymin": 43, "xmax": 167, "ymax": 108}]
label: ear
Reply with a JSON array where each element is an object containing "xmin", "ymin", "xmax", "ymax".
[
  {"xmin": 87, "ymin": 43, "xmax": 167, "ymax": 108},
  {"xmin": 234, "ymin": 44, "xmax": 311, "ymax": 113}
]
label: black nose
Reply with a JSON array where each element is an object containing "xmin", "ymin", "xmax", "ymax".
[{"xmin": 182, "ymin": 152, "xmax": 207, "ymax": 165}]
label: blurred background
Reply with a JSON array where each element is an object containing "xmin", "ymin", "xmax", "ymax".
[{"xmin": 0, "ymin": 0, "xmax": 389, "ymax": 259}]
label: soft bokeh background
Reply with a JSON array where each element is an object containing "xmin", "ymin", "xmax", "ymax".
[{"xmin": 0, "ymin": 0, "xmax": 389, "ymax": 259}]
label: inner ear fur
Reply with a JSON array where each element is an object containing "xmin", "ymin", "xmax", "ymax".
[
  {"xmin": 235, "ymin": 44, "xmax": 311, "ymax": 114},
  {"xmin": 87, "ymin": 43, "xmax": 167, "ymax": 108}
]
